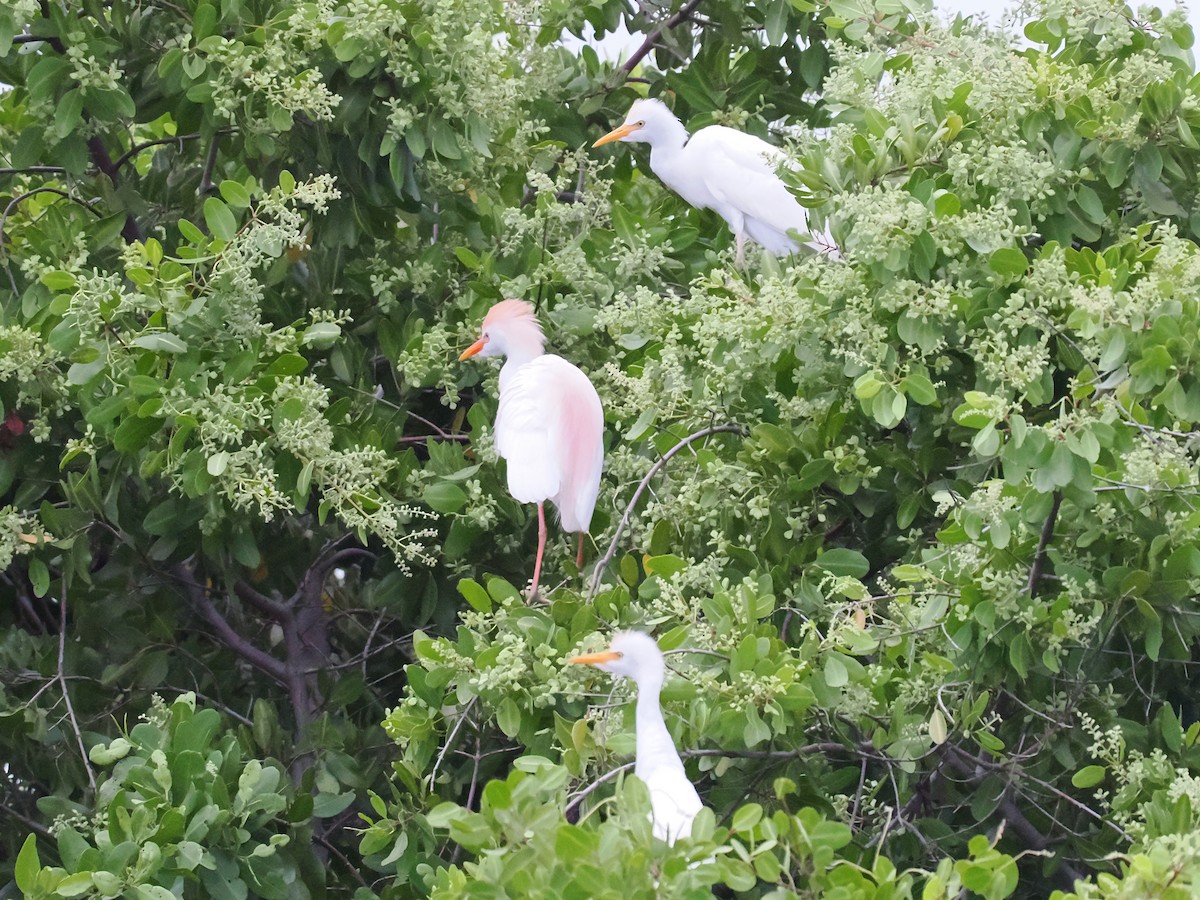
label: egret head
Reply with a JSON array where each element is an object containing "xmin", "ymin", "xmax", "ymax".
[
  {"xmin": 459, "ymin": 299, "xmax": 545, "ymax": 361},
  {"xmin": 593, "ymin": 98, "xmax": 681, "ymax": 148},
  {"xmin": 569, "ymin": 631, "xmax": 666, "ymax": 684}
]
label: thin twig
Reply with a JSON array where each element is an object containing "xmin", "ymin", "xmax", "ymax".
[
  {"xmin": 0, "ymin": 801, "xmax": 55, "ymax": 839},
  {"xmin": 622, "ymin": 0, "xmax": 705, "ymax": 73},
  {"xmin": 0, "ymin": 187, "xmax": 101, "ymax": 250},
  {"xmin": 113, "ymin": 128, "xmax": 232, "ymax": 169},
  {"xmin": 0, "ymin": 165, "xmax": 69, "ymax": 176},
  {"xmin": 587, "ymin": 423, "xmax": 746, "ymax": 600},
  {"xmin": 565, "ymin": 742, "xmax": 853, "ymax": 815},
  {"xmin": 1027, "ymin": 491, "xmax": 1062, "ymax": 597},
  {"xmin": 57, "ymin": 581, "xmax": 97, "ymax": 793},
  {"xmin": 429, "ymin": 697, "xmax": 478, "ymax": 790}
]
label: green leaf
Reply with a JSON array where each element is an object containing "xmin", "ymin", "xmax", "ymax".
[
  {"xmin": 458, "ymin": 578, "xmax": 492, "ymax": 612},
  {"xmin": 203, "ymin": 196, "xmax": 239, "ymax": 241},
  {"xmin": 15, "ymin": 834, "xmax": 40, "ymax": 895},
  {"xmin": 496, "ymin": 697, "xmax": 521, "ymax": 738},
  {"xmin": 1071, "ymin": 765, "xmax": 1106, "ymax": 788},
  {"xmin": 131, "ymin": 332, "xmax": 188, "ymax": 353},
  {"xmin": 313, "ymin": 791, "xmax": 355, "ymax": 817},
  {"xmin": 424, "ymin": 481, "xmax": 467, "ymax": 514},
  {"xmin": 988, "ymin": 247, "xmax": 1027, "ymax": 280},
  {"xmin": 219, "ymin": 179, "xmax": 252, "ymax": 208},
  {"xmin": 900, "ymin": 373, "xmax": 937, "ymax": 405},
  {"xmin": 816, "ymin": 548, "xmax": 869, "ymax": 577},
  {"xmin": 113, "ymin": 415, "xmax": 163, "ymax": 453}
]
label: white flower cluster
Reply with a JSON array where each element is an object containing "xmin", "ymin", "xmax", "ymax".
[{"xmin": 0, "ymin": 506, "xmax": 46, "ymax": 571}]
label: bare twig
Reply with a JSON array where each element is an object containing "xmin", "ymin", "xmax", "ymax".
[
  {"xmin": 0, "ymin": 801, "xmax": 55, "ymax": 839},
  {"xmin": 565, "ymin": 742, "xmax": 853, "ymax": 815},
  {"xmin": 0, "ymin": 165, "xmax": 69, "ymax": 176},
  {"xmin": 0, "ymin": 187, "xmax": 101, "ymax": 250},
  {"xmin": 1027, "ymin": 491, "xmax": 1062, "ymax": 597},
  {"xmin": 429, "ymin": 697, "xmax": 478, "ymax": 790},
  {"xmin": 114, "ymin": 128, "xmax": 234, "ymax": 169},
  {"xmin": 622, "ymin": 0, "xmax": 705, "ymax": 73},
  {"xmin": 57, "ymin": 581, "xmax": 97, "ymax": 793},
  {"xmin": 587, "ymin": 423, "xmax": 747, "ymax": 600}
]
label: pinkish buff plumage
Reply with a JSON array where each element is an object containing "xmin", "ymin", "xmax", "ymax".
[{"xmin": 459, "ymin": 300, "xmax": 605, "ymax": 599}]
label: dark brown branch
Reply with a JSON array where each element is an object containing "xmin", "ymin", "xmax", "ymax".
[
  {"xmin": 57, "ymin": 580, "xmax": 97, "ymax": 793},
  {"xmin": 170, "ymin": 565, "xmax": 288, "ymax": 682},
  {"xmin": 943, "ymin": 746, "xmax": 1084, "ymax": 887},
  {"xmin": 587, "ymin": 423, "xmax": 747, "ymax": 600},
  {"xmin": 198, "ymin": 135, "xmax": 220, "ymax": 196},
  {"xmin": 1027, "ymin": 491, "xmax": 1063, "ymax": 597},
  {"xmin": 113, "ymin": 130, "xmax": 223, "ymax": 169},
  {"xmin": 0, "ymin": 800, "xmax": 55, "ymax": 839},
  {"xmin": 85, "ymin": 136, "xmax": 143, "ymax": 242},
  {"xmin": 0, "ymin": 166, "xmax": 69, "ymax": 176},
  {"xmin": 234, "ymin": 580, "xmax": 288, "ymax": 619},
  {"xmin": 622, "ymin": 0, "xmax": 705, "ymax": 73},
  {"xmin": 35, "ymin": 2, "xmax": 66, "ymax": 52}
]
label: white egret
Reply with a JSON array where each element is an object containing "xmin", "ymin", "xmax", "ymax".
[
  {"xmin": 570, "ymin": 631, "xmax": 704, "ymax": 843},
  {"xmin": 593, "ymin": 98, "xmax": 832, "ymax": 266},
  {"xmin": 460, "ymin": 300, "xmax": 604, "ymax": 600}
]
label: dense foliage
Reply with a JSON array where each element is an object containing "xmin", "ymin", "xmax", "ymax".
[{"xmin": 4, "ymin": 0, "xmax": 1200, "ymax": 896}]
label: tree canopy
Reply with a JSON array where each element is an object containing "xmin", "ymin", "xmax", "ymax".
[{"xmin": 4, "ymin": 0, "xmax": 1200, "ymax": 897}]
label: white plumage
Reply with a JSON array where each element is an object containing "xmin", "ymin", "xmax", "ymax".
[
  {"xmin": 460, "ymin": 299, "xmax": 604, "ymax": 599},
  {"xmin": 593, "ymin": 98, "xmax": 835, "ymax": 265},
  {"xmin": 570, "ymin": 631, "xmax": 704, "ymax": 844},
  {"xmin": 495, "ymin": 355, "xmax": 604, "ymax": 533}
]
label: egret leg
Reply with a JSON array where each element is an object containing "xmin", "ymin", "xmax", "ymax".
[
  {"xmin": 529, "ymin": 502, "xmax": 546, "ymax": 600},
  {"xmin": 575, "ymin": 533, "xmax": 585, "ymax": 569},
  {"xmin": 735, "ymin": 232, "xmax": 746, "ymax": 267}
]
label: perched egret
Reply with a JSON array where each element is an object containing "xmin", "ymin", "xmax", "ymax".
[
  {"xmin": 570, "ymin": 631, "xmax": 704, "ymax": 844},
  {"xmin": 460, "ymin": 300, "xmax": 604, "ymax": 600},
  {"xmin": 593, "ymin": 98, "xmax": 831, "ymax": 266}
]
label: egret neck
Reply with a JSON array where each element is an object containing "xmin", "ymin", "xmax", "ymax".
[{"xmin": 633, "ymin": 661, "xmax": 685, "ymax": 778}]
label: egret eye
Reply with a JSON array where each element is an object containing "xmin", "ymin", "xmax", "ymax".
[
  {"xmin": 613, "ymin": 651, "xmax": 624, "ymax": 658},
  {"xmin": 635, "ymin": 120, "xmax": 645, "ymax": 127},
  {"xmin": 483, "ymin": 331, "xmax": 489, "ymax": 339}
]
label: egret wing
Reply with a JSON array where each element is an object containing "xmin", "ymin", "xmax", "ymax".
[
  {"xmin": 645, "ymin": 765, "xmax": 704, "ymax": 844},
  {"xmin": 495, "ymin": 357, "xmax": 564, "ymax": 504},
  {"xmin": 690, "ymin": 126, "xmax": 809, "ymax": 244},
  {"xmin": 550, "ymin": 360, "xmax": 604, "ymax": 533}
]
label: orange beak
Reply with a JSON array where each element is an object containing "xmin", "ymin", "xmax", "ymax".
[
  {"xmin": 568, "ymin": 650, "xmax": 622, "ymax": 666},
  {"xmin": 459, "ymin": 337, "xmax": 486, "ymax": 361},
  {"xmin": 593, "ymin": 122, "xmax": 639, "ymax": 148}
]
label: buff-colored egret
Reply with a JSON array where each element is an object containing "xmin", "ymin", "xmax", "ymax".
[
  {"xmin": 593, "ymin": 98, "xmax": 831, "ymax": 265},
  {"xmin": 460, "ymin": 300, "xmax": 604, "ymax": 600},
  {"xmin": 570, "ymin": 631, "xmax": 704, "ymax": 843}
]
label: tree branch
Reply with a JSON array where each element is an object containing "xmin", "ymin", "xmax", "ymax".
[
  {"xmin": 0, "ymin": 165, "xmax": 69, "ymax": 176},
  {"xmin": 587, "ymin": 423, "xmax": 747, "ymax": 600},
  {"xmin": 0, "ymin": 187, "xmax": 101, "ymax": 250},
  {"xmin": 565, "ymin": 743, "xmax": 854, "ymax": 816},
  {"xmin": 1027, "ymin": 491, "xmax": 1062, "ymax": 597},
  {"xmin": 113, "ymin": 129, "xmax": 231, "ymax": 169},
  {"xmin": 234, "ymin": 580, "xmax": 288, "ymax": 619},
  {"xmin": 170, "ymin": 565, "xmax": 288, "ymax": 682},
  {"xmin": 57, "ymin": 580, "xmax": 97, "ymax": 793},
  {"xmin": 943, "ymin": 745, "xmax": 1084, "ymax": 887},
  {"xmin": 622, "ymin": 0, "xmax": 705, "ymax": 73}
]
